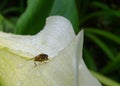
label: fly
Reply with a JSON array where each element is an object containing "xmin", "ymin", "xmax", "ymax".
[{"xmin": 29, "ymin": 53, "xmax": 49, "ymax": 66}]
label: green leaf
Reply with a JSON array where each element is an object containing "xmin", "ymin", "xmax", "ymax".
[
  {"xmin": 0, "ymin": 14, "xmax": 15, "ymax": 32},
  {"xmin": 93, "ymin": 2, "xmax": 120, "ymax": 17},
  {"xmin": 83, "ymin": 48, "xmax": 97, "ymax": 70},
  {"xmin": 49, "ymin": 0, "xmax": 79, "ymax": 33},
  {"xmin": 91, "ymin": 70, "xmax": 120, "ymax": 86},
  {"xmin": 92, "ymin": 2, "xmax": 110, "ymax": 11},
  {"xmin": 2, "ymin": 7, "xmax": 20, "ymax": 15},
  {"xmin": 79, "ymin": 11, "xmax": 105, "ymax": 25},
  {"xmin": 0, "ymin": 15, "xmax": 4, "ymax": 31},
  {"xmin": 15, "ymin": 0, "xmax": 79, "ymax": 34},
  {"xmin": 76, "ymin": 0, "xmax": 90, "ymax": 19},
  {"xmin": 85, "ymin": 31, "xmax": 115, "ymax": 61},
  {"xmin": 101, "ymin": 54, "xmax": 120, "ymax": 74},
  {"xmin": 85, "ymin": 28, "xmax": 120, "ymax": 45},
  {"xmin": 15, "ymin": 0, "xmax": 54, "ymax": 35}
]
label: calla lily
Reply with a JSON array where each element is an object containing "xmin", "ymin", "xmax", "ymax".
[{"xmin": 0, "ymin": 16, "xmax": 102, "ymax": 86}]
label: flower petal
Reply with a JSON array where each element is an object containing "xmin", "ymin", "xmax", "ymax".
[
  {"xmin": 23, "ymin": 30, "xmax": 77, "ymax": 86},
  {"xmin": 0, "ymin": 16, "xmax": 75, "ymax": 58},
  {"xmin": 0, "ymin": 16, "xmax": 102, "ymax": 86},
  {"xmin": 0, "ymin": 30, "xmax": 76, "ymax": 86},
  {"xmin": 79, "ymin": 59, "xmax": 102, "ymax": 86},
  {"xmin": 76, "ymin": 30, "xmax": 102, "ymax": 86}
]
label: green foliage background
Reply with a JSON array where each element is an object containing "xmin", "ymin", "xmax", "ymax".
[{"xmin": 0, "ymin": 0, "xmax": 120, "ymax": 86}]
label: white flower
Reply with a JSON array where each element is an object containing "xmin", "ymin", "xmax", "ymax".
[{"xmin": 0, "ymin": 16, "xmax": 102, "ymax": 86}]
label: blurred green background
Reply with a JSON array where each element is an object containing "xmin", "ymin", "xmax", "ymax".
[{"xmin": 0, "ymin": 0, "xmax": 120, "ymax": 86}]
